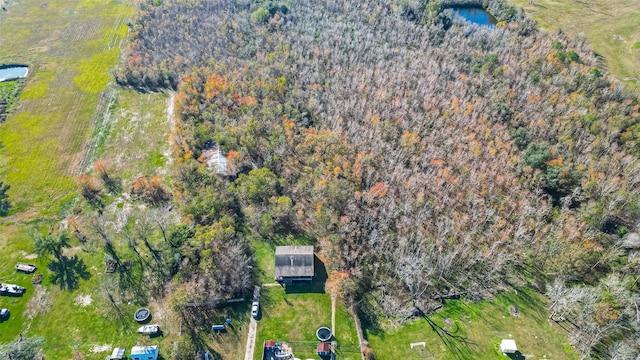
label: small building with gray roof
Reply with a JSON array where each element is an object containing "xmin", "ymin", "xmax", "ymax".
[{"xmin": 274, "ymin": 245, "xmax": 314, "ymax": 283}]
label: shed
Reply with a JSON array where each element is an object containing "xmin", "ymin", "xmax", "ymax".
[
  {"xmin": 500, "ymin": 339, "xmax": 518, "ymax": 354},
  {"xmin": 201, "ymin": 144, "xmax": 228, "ymax": 174},
  {"xmin": 274, "ymin": 245, "xmax": 314, "ymax": 283},
  {"xmin": 317, "ymin": 342, "xmax": 331, "ymax": 356},
  {"xmin": 109, "ymin": 348, "xmax": 125, "ymax": 360},
  {"xmin": 131, "ymin": 345, "xmax": 158, "ymax": 360}
]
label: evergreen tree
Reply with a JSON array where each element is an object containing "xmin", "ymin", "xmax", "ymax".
[{"xmin": 0, "ymin": 181, "xmax": 10, "ymax": 216}]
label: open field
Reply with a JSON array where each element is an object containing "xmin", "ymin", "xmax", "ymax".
[
  {"xmin": 508, "ymin": 0, "xmax": 640, "ymax": 86},
  {"xmin": 0, "ymin": 0, "xmax": 133, "ymax": 218},
  {"xmin": 254, "ymin": 286, "xmax": 360, "ymax": 360},
  {"xmin": 0, "ymin": 0, "xmax": 253, "ymax": 357},
  {"xmin": 363, "ymin": 288, "xmax": 578, "ymax": 360},
  {"xmin": 0, "ymin": 0, "xmax": 195, "ymax": 357},
  {"xmin": 99, "ymin": 90, "xmax": 173, "ymax": 180}
]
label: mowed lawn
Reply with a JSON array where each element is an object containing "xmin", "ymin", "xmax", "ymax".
[
  {"xmin": 255, "ymin": 286, "xmax": 360, "ymax": 360},
  {"xmin": 0, "ymin": 0, "xmax": 134, "ymax": 218},
  {"xmin": 508, "ymin": 0, "xmax": 640, "ymax": 84},
  {"xmin": 364, "ymin": 288, "xmax": 578, "ymax": 360}
]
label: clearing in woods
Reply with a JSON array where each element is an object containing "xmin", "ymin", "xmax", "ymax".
[{"xmin": 508, "ymin": 0, "xmax": 640, "ymax": 86}]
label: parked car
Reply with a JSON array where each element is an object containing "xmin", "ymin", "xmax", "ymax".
[
  {"xmin": 0, "ymin": 308, "xmax": 9, "ymax": 318},
  {"xmin": 251, "ymin": 301, "xmax": 259, "ymax": 318}
]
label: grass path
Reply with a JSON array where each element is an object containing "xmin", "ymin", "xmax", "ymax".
[
  {"xmin": 508, "ymin": 0, "xmax": 640, "ymax": 86},
  {"xmin": 244, "ymin": 315, "xmax": 258, "ymax": 360}
]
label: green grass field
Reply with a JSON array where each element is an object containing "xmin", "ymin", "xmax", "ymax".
[
  {"xmin": 0, "ymin": 0, "xmax": 195, "ymax": 357},
  {"xmin": 509, "ymin": 0, "xmax": 640, "ymax": 85},
  {"xmin": 363, "ymin": 288, "xmax": 578, "ymax": 359},
  {"xmin": 18, "ymin": 83, "xmax": 184, "ymax": 359},
  {"xmin": 0, "ymin": 0, "xmax": 133, "ymax": 218}
]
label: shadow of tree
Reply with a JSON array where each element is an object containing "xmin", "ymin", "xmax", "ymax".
[
  {"xmin": 104, "ymin": 177, "xmax": 123, "ymax": 195},
  {"xmin": 115, "ymin": 259, "xmax": 147, "ymax": 304},
  {"xmin": 357, "ymin": 298, "xmax": 383, "ymax": 339},
  {"xmin": 106, "ymin": 291, "xmax": 131, "ymax": 330},
  {"xmin": 284, "ymin": 255, "xmax": 327, "ymax": 294},
  {"xmin": 47, "ymin": 255, "xmax": 91, "ymax": 291},
  {"xmin": 423, "ymin": 314, "xmax": 476, "ymax": 360}
]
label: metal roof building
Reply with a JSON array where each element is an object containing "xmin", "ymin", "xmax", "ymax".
[{"xmin": 275, "ymin": 245, "xmax": 314, "ymax": 282}]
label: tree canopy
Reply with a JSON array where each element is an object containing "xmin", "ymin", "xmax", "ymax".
[{"xmin": 120, "ymin": 0, "xmax": 640, "ymax": 357}]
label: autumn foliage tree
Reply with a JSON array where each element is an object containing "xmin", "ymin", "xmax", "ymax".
[
  {"xmin": 130, "ymin": 176, "xmax": 172, "ymax": 206},
  {"xmin": 76, "ymin": 174, "xmax": 103, "ymax": 208}
]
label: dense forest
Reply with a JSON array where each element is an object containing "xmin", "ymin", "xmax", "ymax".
[{"xmin": 117, "ymin": 0, "xmax": 640, "ymax": 357}]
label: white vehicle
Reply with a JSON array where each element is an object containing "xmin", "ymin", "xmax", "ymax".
[
  {"xmin": 251, "ymin": 301, "xmax": 259, "ymax": 318},
  {"xmin": 137, "ymin": 324, "xmax": 159, "ymax": 335}
]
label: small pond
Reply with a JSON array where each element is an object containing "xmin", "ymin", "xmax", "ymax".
[
  {"xmin": 452, "ymin": 7, "xmax": 497, "ymax": 27},
  {"xmin": 0, "ymin": 66, "xmax": 28, "ymax": 82}
]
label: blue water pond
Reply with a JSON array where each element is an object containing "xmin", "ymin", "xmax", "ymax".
[
  {"xmin": 0, "ymin": 66, "xmax": 29, "ymax": 82},
  {"xmin": 453, "ymin": 7, "xmax": 497, "ymax": 27}
]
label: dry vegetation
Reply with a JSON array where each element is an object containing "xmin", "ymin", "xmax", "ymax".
[
  {"xmin": 1, "ymin": 0, "xmax": 639, "ymax": 358},
  {"xmin": 115, "ymin": 0, "xmax": 640, "ymax": 357}
]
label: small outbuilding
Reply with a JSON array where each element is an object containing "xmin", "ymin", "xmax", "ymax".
[
  {"xmin": 274, "ymin": 246, "xmax": 314, "ymax": 283},
  {"xmin": 131, "ymin": 345, "xmax": 158, "ymax": 360},
  {"xmin": 317, "ymin": 342, "xmax": 331, "ymax": 356},
  {"xmin": 108, "ymin": 348, "xmax": 125, "ymax": 360},
  {"xmin": 264, "ymin": 340, "xmax": 277, "ymax": 350},
  {"xmin": 500, "ymin": 339, "xmax": 518, "ymax": 355}
]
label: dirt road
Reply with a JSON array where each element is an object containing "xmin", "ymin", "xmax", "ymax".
[{"xmin": 244, "ymin": 314, "xmax": 258, "ymax": 360}]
